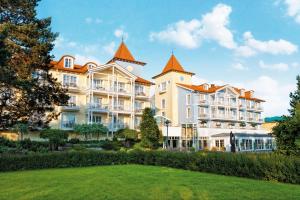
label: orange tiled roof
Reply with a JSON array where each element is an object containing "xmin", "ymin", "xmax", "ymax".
[
  {"xmin": 50, "ymin": 60, "xmax": 88, "ymax": 73},
  {"xmin": 177, "ymin": 83, "xmax": 265, "ymax": 102},
  {"xmin": 135, "ymin": 76, "xmax": 154, "ymax": 86},
  {"xmin": 152, "ymin": 54, "xmax": 194, "ymax": 79},
  {"xmin": 108, "ymin": 42, "xmax": 146, "ymax": 66},
  {"xmin": 114, "ymin": 41, "xmax": 135, "ymax": 61}
]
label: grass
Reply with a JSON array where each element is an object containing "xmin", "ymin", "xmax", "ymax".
[{"xmin": 0, "ymin": 165, "xmax": 299, "ymax": 200}]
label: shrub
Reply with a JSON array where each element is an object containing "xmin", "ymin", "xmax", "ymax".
[
  {"xmin": 0, "ymin": 150, "xmax": 299, "ymax": 184},
  {"xmin": 68, "ymin": 138, "xmax": 80, "ymax": 144},
  {"xmin": 40, "ymin": 129, "xmax": 68, "ymax": 151}
]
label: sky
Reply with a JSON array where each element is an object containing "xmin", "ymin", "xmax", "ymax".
[{"xmin": 37, "ymin": 0, "xmax": 300, "ymax": 117}]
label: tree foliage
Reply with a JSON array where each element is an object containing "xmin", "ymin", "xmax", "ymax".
[
  {"xmin": 289, "ymin": 75, "xmax": 300, "ymax": 116},
  {"xmin": 12, "ymin": 122, "xmax": 28, "ymax": 140},
  {"xmin": 140, "ymin": 108, "xmax": 161, "ymax": 149},
  {"xmin": 0, "ymin": 0, "xmax": 69, "ymax": 129},
  {"xmin": 273, "ymin": 75, "xmax": 300, "ymax": 154},
  {"xmin": 116, "ymin": 128, "xmax": 139, "ymax": 148},
  {"xmin": 40, "ymin": 129, "xmax": 68, "ymax": 151},
  {"xmin": 74, "ymin": 124, "xmax": 108, "ymax": 140}
]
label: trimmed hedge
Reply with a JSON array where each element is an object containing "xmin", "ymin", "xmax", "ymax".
[{"xmin": 0, "ymin": 150, "xmax": 299, "ymax": 184}]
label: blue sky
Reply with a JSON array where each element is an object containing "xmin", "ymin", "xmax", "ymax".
[{"xmin": 37, "ymin": 0, "xmax": 300, "ymax": 117}]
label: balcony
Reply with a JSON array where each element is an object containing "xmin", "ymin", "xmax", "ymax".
[
  {"xmin": 199, "ymin": 100, "xmax": 209, "ymax": 106},
  {"xmin": 198, "ymin": 113, "xmax": 209, "ymax": 119},
  {"xmin": 113, "ymin": 105, "xmax": 132, "ymax": 113},
  {"xmin": 105, "ymin": 122, "xmax": 129, "ymax": 131},
  {"xmin": 61, "ymin": 121, "xmax": 75, "ymax": 130},
  {"xmin": 63, "ymin": 82, "xmax": 80, "ymax": 92},
  {"xmin": 135, "ymin": 108, "xmax": 144, "ymax": 114},
  {"xmin": 239, "ymin": 104, "xmax": 246, "ymax": 110},
  {"xmin": 92, "ymin": 85, "xmax": 107, "ymax": 92},
  {"xmin": 88, "ymin": 103, "xmax": 110, "ymax": 112},
  {"xmin": 61, "ymin": 103, "xmax": 80, "ymax": 111},
  {"xmin": 135, "ymin": 91, "xmax": 148, "ymax": 99}
]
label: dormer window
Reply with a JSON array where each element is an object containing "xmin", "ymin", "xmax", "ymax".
[
  {"xmin": 64, "ymin": 57, "xmax": 73, "ymax": 68},
  {"xmin": 240, "ymin": 89, "xmax": 245, "ymax": 96},
  {"xmin": 203, "ymin": 84, "xmax": 209, "ymax": 90}
]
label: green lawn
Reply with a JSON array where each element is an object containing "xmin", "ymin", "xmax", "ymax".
[{"xmin": 0, "ymin": 165, "xmax": 299, "ymax": 200}]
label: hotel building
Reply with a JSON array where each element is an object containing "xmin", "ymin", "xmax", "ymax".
[
  {"xmin": 48, "ymin": 42, "xmax": 153, "ymax": 135},
  {"xmin": 153, "ymin": 54, "xmax": 275, "ymax": 152}
]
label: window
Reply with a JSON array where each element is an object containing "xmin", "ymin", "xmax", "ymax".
[
  {"xmin": 186, "ymin": 94, "xmax": 191, "ymax": 105},
  {"xmin": 68, "ymin": 96, "xmax": 76, "ymax": 106},
  {"xmin": 265, "ymin": 139, "xmax": 273, "ymax": 150},
  {"xmin": 135, "ymin": 84, "xmax": 144, "ymax": 95},
  {"xmin": 240, "ymin": 139, "xmax": 253, "ymax": 151},
  {"xmin": 63, "ymin": 74, "xmax": 77, "ymax": 87},
  {"xmin": 254, "ymin": 139, "xmax": 264, "ymax": 150},
  {"xmin": 64, "ymin": 57, "xmax": 73, "ymax": 68},
  {"xmin": 160, "ymin": 82, "xmax": 167, "ymax": 92},
  {"xmin": 186, "ymin": 107, "xmax": 191, "ymax": 118},
  {"xmin": 92, "ymin": 97, "xmax": 102, "ymax": 108},
  {"xmin": 215, "ymin": 139, "xmax": 224, "ymax": 150},
  {"xmin": 180, "ymin": 76, "xmax": 184, "ymax": 81},
  {"xmin": 114, "ymin": 81, "xmax": 126, "ymax": 92},
  {"xmin": 162, "ymin": 111, "xmax": 165, "ymax": 117},
  {"xmin": 135, "ymin": 101, "xmax": 144, "ymax": 111},
  {"xmin": 93, "ymin": 79, "xmax": 104, "ymax": 90},
  {"xmin": 61, "ymin": 113, "xmax": 75, "ymax": 129},
  {"xmin": 92, "ymin": 115, "xmax": 102, "ymax": 124},
  {"xmin": 161, "ymin": 99, "xmax": 166, "ymax": 109}
]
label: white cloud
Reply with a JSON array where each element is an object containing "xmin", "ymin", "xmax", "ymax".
[
  {"xmin": 74, "ymin": 54, "xmax": 101, "ymax": 65},
  {"xmin": 245, "ymin": 76, "xmax": 294, "ymax": 116},
  {"xmin": 114, "ymin": 28, "xmax": 128, "ymax": 40},
  {"xmin": 259, "ymin": 60, "xmax": 289, "ymax": 71},
  {"xmin": 103, "ymin": 41, "xmax": 116, "ymax": 55},
  {"xmin": 235, "ymin": 45, "xmax": 256, "ymax": 57},
  {"xmin": 292, "ymin": 62, "xmax": 299, "ymax": 68},
  {"xmin": 54, "ymin": 36, "xmax": 65, "ymax": 48},
  {"xmin": 95, "ymin": 18, "xmax": 103, "ymax": 24},
  {"xmin": 85, "ymin": 17, "xmax": 102, "ymax": 24},
  {"xmin": 232, "ymin": 63, "xmax": 249, "ymax": 71},
  {"xmin": 149, "ymin": 4, "xmax": 236, "ymax": 49},
  {"xmin": 241, "ymin": 31, "xmax": 297, "ymax": 56},
  {"xmin": 284, "ymin": 0, "xmax": 300, "ymax": 23},
  {"xmin": 85, "ymin": 17, "xmax": 93, "ymax": 24},
  {"xmin": 192, "ymin": 75, "xmax": 294, "ymax": 116}
]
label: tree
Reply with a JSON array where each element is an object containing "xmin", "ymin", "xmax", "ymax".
[
  {"xmin": 140, "ymin": 108, "xmax": 161, "ymax": 149},
  {"xmin": 13, "ymin": 122, "xmax": 28, "ymax": 140},
  {"xmin": 273, "ymin": 75, "xmax": 300, "ymax": 154},
  {"xmin": 40, "ymin": 129, "xmax": 68, "ymax": 151},
  {"xmin": 90, "ymin": 123, "xmax": 108, "ymax": 140},
  {"xmin": 74, "ymin": 124, "xmax": 108, "ymax": 141},
  {"xmin": 289, "ymin": 75, "xmax": 300, "ymax": 116},
  {"xmin": 116, "ymin": 128, "xmax": 139, "ymax": 148},
  {"xmin": 0, "ymin": 0, "xmax": 69, "ymax": 129}
]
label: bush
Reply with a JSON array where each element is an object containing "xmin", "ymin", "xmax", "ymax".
[
  {"xmin": 68, "ymin": 138, "xmax": 80, "ymax": 144},
  {"xmin": 0, "ymin": 150, "xmax": 299, "ymax": 184}
]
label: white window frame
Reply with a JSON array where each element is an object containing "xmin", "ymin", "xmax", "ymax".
[
  {"xmin": 186, "ymin": 94, "xmax": 191, "ymax": 105},
  {"xmin": 63, "ymin": 74, "xmax": 78, "ymax": 87},
  {"xmin": 68, "ymin": 95, "xmax": 77, "ymax": 106},
  {"xmin": 186, "ymin": 107, "xmax": 191, "ymax": 118},
  {"xmin": 61, "ymin": 113, "xmax": 76, "ymax": 129},
  {"xmin": 64, "ymin": 57, "xmax": 73, "ymax": 68},
  {"xmin": 160, "ymin": 82, "xmax": 167, "ymax": 92},
  {"xmin": 161, "ymin": 99, "xmax": 166, "ymax": 109}
]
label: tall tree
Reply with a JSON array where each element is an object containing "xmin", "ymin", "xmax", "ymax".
[
  {"xmin": 289, "ymin": 75, "xmax": 300, "ymax": 116},
  {"xmin": 0, "ymin": 0, "xmax": 69, "ymax": 129},
  {"xmin": 140, "ymin": 108, "xmax": 161, "ymax": 149}
]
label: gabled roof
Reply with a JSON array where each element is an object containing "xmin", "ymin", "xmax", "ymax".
[
  {"xmin": 107, "ymin": 41, "xmax": 146, "ymax": 66},
  {"xmin": 152, "ymin": 54, "xmax": 194, "ymax": 79},
  {"xmin": 50, "ymin": 60, "xmax": 88, "ymax": 73},
  {"xmin": 177, "ymin": 83, "xmax": 224, "ymax": 93},
  {"xmin": 177, "ymin": 83, "xmax": 265, "ymax": 102},
  {"xmin": 135, "ymin": 76, "xmax": 155, "ymax": 86}
]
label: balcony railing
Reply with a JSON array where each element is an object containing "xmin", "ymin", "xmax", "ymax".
[
  {"xmin": 88, "ymin": 103, "xmax": 110, "ymax": 112},
  {"xmin": 199, "ymin": 100, "xmax": 209, "ymax": 105},
  {"xmin": 63, "ymin": 82, "xmax": 77, "ymax": 88},
  {"xmin": 198, "ymin": 113, "xmax": 209, "ymax": 119},
  {"xmin": 135, "ymin": 108, "xmax": 144, "ymax": 113},
  {"xmin": 113, "ymin": 105, "xmax": 132, "ymax": 112},
  {"xmin": 92, "ymin": 85, "xmax": 107, "ymax": 91},
  {"xmin": 135, "ymin": 91, "xmax": 146, "ymax": 96},
  {"xmin": 61, "ymin": 103, "xmax": 80, "ymax": 111}
]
